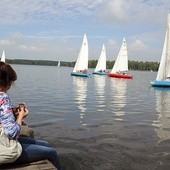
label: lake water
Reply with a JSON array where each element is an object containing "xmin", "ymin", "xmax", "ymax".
[{"xmin": 9, "ymin": 65, "xmax": 170, "ymax": 170}]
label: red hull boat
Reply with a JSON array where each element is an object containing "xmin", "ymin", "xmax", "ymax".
[
  {"xmin": 109, "ymin": 38, "xmax": 133, "ymax": 79},
  {"xmin": 108, "ymin": 73, "xmax": 133, "ymax": 79}
]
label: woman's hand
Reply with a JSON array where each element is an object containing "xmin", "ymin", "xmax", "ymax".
[
  {"xmin": 16, "ymin": 106, "xmax": 29, "ymax": 125},
  {"xmin": 17, "ymin": 107, "xmax": 29, "ymax": 118},
  {"xmin": 13, "ymin": 103, "xmax": 28, "ymax": 119}
]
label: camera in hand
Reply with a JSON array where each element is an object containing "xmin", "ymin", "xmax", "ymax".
[{"xmin": 18, "ymin": 103, "xmax": 25, "ymax": 110}]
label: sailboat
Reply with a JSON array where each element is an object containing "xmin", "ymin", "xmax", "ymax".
[
  {"xmin": 71, "ymin": 34, "xmax": 90, "ymax": 77},
  {"xmin": 108, "ymin": 38, "xmax": 133, "ymax": 79},
  {"xmin": 58, "ymin": 61, "xmax": 60, "ymax": 67},
  {"xmin": 151, "ymin": 13, "xmax": 170, "ymax": 87},
  {"xmin": 93, "ymin": 44, "xmax": 107, "ymax": 75},
  {"xmin": 1, "ymin": 50, "xmax": 5, "ymax": 62}
]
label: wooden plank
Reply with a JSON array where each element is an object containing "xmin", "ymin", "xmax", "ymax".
[{"xmin": 1, "ymin": 160, "xmax": 57, "ymax": 170}]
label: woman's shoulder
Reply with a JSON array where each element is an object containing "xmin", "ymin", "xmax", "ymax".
[
  {"xmin": 0, "ymin": 92, "xmax": 9, "ymax": 104},
  {"xmin": 0, "ymin": 92, "xmax": 8, "ymax": 98}
]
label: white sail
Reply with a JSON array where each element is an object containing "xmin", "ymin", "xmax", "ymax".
[
  {"xmin": 156, "ymin": 31, "xmax": 168, "ymax": 80},
  {"xmin": 73, "ymin": 34, "xmax": 89, "ymax": 72},
  {"xmin": 58, "ymin": 61, "xmax": 60, "ymax": 67},
  {"xmin": 111, "ymin": 38, "xmax": 128, "ymax": 73},
  {"xmin": 1, "ymin": 50, "xmax": 5, "ymax": 62},
  {"xmin": 166, "ymin": 14, "xmax": 170, "ymax": 78},
  {"xmin": 94, "ymin": 44, "xmax": 106, "ymax": 72},
  {"xmin": 156, "ymin": 13, "xmax": 170, "ymax": 81}
]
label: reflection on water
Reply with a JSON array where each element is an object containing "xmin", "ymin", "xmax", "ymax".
[
  {"xmin": 73, "ymin": 77, "xmax": 87, "ymax": 126},
  {"xmin": 153, "ymin": 88, "xmax": 170, "ymax": 141},
  {"xmin": 109, "ymin": 78, "xmax": 127, "ymax": 119},
  {"xmin": 94, "ymin": 75, "xmax": 106, "ymax": 111}
]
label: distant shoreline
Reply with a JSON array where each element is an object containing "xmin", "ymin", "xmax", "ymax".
[{"xmin": 6, "ymin": 59, "xmax": 159, "ymax": 71}]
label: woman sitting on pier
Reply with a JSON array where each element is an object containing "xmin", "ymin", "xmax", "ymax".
[{"xmin": 0, "ymin": 61, "xmax": 61, "ymax": 170}]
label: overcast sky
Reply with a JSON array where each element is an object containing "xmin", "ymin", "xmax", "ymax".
[{"xmin": 0, "ymin": 0, "xmax": 169, "ymax": 62}]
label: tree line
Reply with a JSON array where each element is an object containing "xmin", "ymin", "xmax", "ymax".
[{"xmin": 7, "ymin": 59, "xmax": 159, "ymax": 71}]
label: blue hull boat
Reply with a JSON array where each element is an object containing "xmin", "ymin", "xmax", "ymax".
[
  {"xmin": 92, "ymin": 71, "xmax": 107, "ymax": 75},
  {"xmin": 71, "ymin": 72, "xmax": 90, "ymax": 77},
  {"xmin": 71, "ymin": 34, "xmax": 90, "ymax": 78},
  {"xmin": 151, "ymin": 80, "xmax": 170, "ymax": 87},
  {"xmin": 151, "ymin": 14, "xmax": 170, "ymax": 88}
]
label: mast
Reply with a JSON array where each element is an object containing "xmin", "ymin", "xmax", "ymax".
[{"xmin": 166, "ymin": 13, "xmax": 170, "ymax": 78}]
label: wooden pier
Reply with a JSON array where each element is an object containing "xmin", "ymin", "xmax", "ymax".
[{"xmin": 1, "ymin": 160, "xmax": 57, "ymax": 170}]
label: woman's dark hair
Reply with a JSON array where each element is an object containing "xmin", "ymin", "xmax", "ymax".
[{"xmin": 0, "ymin": 61, "xmax": 17, "ymax": 88}]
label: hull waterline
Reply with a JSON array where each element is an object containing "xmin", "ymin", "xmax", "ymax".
[
  {"xmin": 151, "ymin": 80, "xmax": 170, "ymax": 87},
  {"xmin": 71, "ymin": 72, "xmax": 90, "ymax": 77},
  {"xmin": 108, "ymin": 73, "xmax": 133, "ymax": 79},
  {"xmin": 92, "ymin": 71, "xmax": 107, "ymax": 75}
]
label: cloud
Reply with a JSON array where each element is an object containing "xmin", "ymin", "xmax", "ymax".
[
  {"xmin": 107, "ymin": 39, "xmax": 118, "ymax": 48},
  {"xmin": 99, "ymin": 0, "xmax": 170, "ymax": 27},
  {"xmin": 100, "ymin": 0, "xmax": 130, "ymax": 24},
  {"xmin": 0, "ymin": 0, "xmax": 102, "ymax": 25},
  {"xmin": 19, "ymin": 44, "xmax": 45, "ymax": 52},
  {"xmin": 0, "ymin": 0, "xmax": 169, "ymax": 27},
  {"xmin": 130, "ymin": 39, "xmax": 148, "ymax": 52},
  {"xmin": 128, "ymin": 37, "xmax": 162, "ymax": 61},
  {"xmin": 129, "ymin": 39, "xmax": 149, "ymax": 60},
  {"xmin": 0, "ymin": 39, "xmax": 15, "ymax": 46},
  {"xmin": 0, "ymin": 0, "xmax": 169, "ymax": 62}
]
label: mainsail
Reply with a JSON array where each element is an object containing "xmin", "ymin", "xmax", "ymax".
[
  {"xmin": 111, "ymin": 38, "xmax": 128, "ymax": 73},
  {"xmin": 94, "ymin": 44, "xmax": 106, "ymax": 72},
  {"xmin": 156, "ymin": 13, "xmax": 170, "ymax": 81},
  {"xmin": 73, "ymin": 34, "xmax": 88, "ymax": 73}
]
